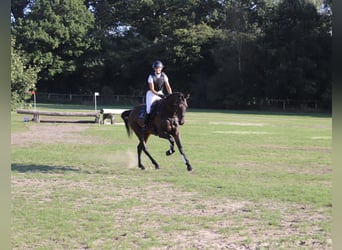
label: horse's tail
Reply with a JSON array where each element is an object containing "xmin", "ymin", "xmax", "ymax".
[{"xmin": 121, "ymin": 110, "xmax": 132, "ymax": 137}]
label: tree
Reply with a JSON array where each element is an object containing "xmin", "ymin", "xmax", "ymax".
[
  {"xmin": 12, "ymin": 0, "xmax": 100, "ymax": 92},
  {"xmin": 11, "ymin": 0, "xmax": 332, "ymax": 110},
  {"xmin": 11, "ymin": 0, "xmax": 31, "ymax": 20},
  {"xmin": 192, "ymin": 0, "xmax": 271, "ymax": 108},
  {"xmin": 261, "ymin": 0, "xmax": 331, "ymax": 104},
  {"xmin": 82, "ymin": 0, "xmax": 221, "ymax": 95},
  {"xmin": 11, "ymin": 36, "xmax": 40, "ymax": 108}
]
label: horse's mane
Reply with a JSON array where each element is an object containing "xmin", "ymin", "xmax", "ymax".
[
  {"xmin": 157, "ymin": 92, "xmax": 186, "ymax": 118},
  {"xmin": 165, "ymin": 92, "xmax": 184, "ymax": 102},
  {"xmin": 162, "ymin": 92, "xmax": 184, "ymax": 106}
]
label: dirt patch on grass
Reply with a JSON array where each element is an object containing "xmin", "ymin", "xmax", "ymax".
[
  {"xmin": 141, "ymin": 189, "xmax": 331, "ymax": 249},
  {"xmin": 11, "ymin": 123, "xmax": 105, "ymax": 146},
  {"xmin": 12, "ymin": 174, "xmax": 331, "ymax": 249},
  {"xmin": 259, "ymin": 144, "xmax": 331, "ymax": 153},
  {"xmin": 12, "ymin": 172, "xmax": 332, "ymax": 249}
]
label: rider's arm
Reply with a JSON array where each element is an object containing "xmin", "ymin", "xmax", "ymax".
[
  {"xmin": 164, "ymin": 79, "xmax": 172, "ymax": 94},
  {"xmin": 148, "ymin": 81, "xmax": 160, "ymax": 95}
]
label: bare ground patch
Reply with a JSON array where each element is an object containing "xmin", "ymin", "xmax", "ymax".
[
  {"xmin": 258, "ymin": 144, "xmax": 331, "ymax": 153},
  {"xmin": 11, "ymin": 123, "xmax": 107, "ymax": 146},
  {"xmin": 141, "ymin": 192, "xmax": 331, "ymax": 249},
  {"xmin": 12, "ymin": 174, "xmax": 332, "ymax": 249}
]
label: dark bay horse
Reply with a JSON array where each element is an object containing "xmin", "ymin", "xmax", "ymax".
[{"xmin": 121, "ymin": 92, "xmax": 192, "ymax": 171}]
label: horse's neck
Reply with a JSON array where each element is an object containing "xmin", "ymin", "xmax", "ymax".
[{"xmin": 160, "ymin": 98, "xmax": 177, "ymax": 118}]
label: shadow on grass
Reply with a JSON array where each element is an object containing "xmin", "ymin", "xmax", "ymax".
[{"xmin": 11, "ymin": 163, "xmax": 80, "ymax": 173}]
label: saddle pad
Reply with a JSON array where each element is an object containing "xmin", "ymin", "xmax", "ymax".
[
  {"xmin": 150, "ymin": 100, "xmax": 161, "ymax": 117},
  {"xmin": 138, "ymin": 105, "xmax": 146, "ymax": 120}
]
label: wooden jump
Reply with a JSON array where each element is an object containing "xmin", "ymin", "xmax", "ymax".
[
  {"xmin": 100, "ymin": 108, "xmax": 128, "ymax": 124},
  {"xmin": 17, "ymin": 109, "xmax": 101, "ymax": 123}
]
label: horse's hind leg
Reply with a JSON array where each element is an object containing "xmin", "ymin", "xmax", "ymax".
[
  {"xmin": 137, "ymin": 139, "xmax": 160, "ymax": 170},
  {"xmin": 142, "ymin": 145, "xmax": 160, "ymax": 169},
  {"xmin": 137, "ymin": 142, "xmax": 145, "ymax": 170}
]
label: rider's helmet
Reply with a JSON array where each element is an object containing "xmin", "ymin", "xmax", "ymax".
[{"xmin": 152, "ymin": 60, "xmax": 164, "ymax": 69}]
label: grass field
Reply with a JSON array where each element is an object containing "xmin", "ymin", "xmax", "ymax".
[{"xmin": 11, "ymin": 105, "xmax": 332, "ymax": 249}]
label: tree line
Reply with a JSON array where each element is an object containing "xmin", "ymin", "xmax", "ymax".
[{"xmin": 11, "ymin": 0, "xmax": 332, "ymax": 110}]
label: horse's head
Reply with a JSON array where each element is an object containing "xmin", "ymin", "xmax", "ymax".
[
  {"xmin": 162, "ymin": 92, "xmax": 190, "ymax": 125},
  {"xmin": 174, "ymin": 93, "xmax": 190, "ymax": 125}
]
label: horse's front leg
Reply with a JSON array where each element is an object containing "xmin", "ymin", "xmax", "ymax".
[
  {"xmin": 165, "ymin": 136, "xmax": 175, "ymax": 156},
  {"xmin": 158, "ymin": 120, "xmax": 175, "ymax": 156},
  {"xmin": 158, "ymin": 132, "xmax": 175, "ymax": 156},
  {"xmin": 173, "ymin": 132, "xmax": 192, "ymax": 171}
]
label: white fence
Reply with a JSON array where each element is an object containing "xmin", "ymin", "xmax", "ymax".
[
  {"xmin": 34, "ymin": 92, "xmax": 330, "ymax": 112},
  {"xmin": 35, "ymin": 92, "xmax": 145, "ymax": 106}
]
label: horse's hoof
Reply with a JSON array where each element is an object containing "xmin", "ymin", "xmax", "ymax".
[
  {"xmin": 187, "ymin": 165, "xmax": 192, "ymax": 171},
  {"xmin": 155, "ymin": 165, "xmax": 160, "ymax": 170},
  {"xmin": 139, "ymin": 165, "xmax": 145, "ymax": 170},
  {"xmin": 166, "ymin": 149, "xmax": 175, "ymax": 156}
]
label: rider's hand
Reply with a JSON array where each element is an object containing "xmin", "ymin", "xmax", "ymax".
[{"xmin": 158, "ymin": 94, "xmax": 165, "ymax": 99}]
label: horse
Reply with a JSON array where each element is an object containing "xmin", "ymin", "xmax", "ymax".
[{"xmin": 121, "ymin": 92, "xmax": 192, "ymax": 171}]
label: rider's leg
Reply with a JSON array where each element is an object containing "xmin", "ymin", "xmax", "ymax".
[
  {"xmin": 144, "ymin": 91, "xmax": 161, "ymax": 130},
  {"xmin": 143, "ymin": 113, "xmax": 151, "ymax": 128},
  {"xmin": 143, "ymin": 91, "xmax": 154, "ymax": 130}
]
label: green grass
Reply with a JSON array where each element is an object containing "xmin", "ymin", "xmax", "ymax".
[{"xmin": 11, "ymin": 105, "xmax": 332, "ymax": 249}]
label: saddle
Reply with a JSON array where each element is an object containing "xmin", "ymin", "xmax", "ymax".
[
  {"xmin": 138, "ymin": 100, "xmax": 162, "ymax": 121},
  {"xmin": 150, "ymin": 100, "xmax": 161, "ymax": 119},
  {"xmin": 138, "ymin": 101, "xmax": 163, "ymax": 134}
]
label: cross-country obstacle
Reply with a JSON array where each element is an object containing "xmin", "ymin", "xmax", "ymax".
[
  {"xmin": 17, "ymin": 109, "xmax": 101, "ymax": 123},
  {"xmin": 100, "ymin": 108, "xmax": 128, "ymax": 124}
]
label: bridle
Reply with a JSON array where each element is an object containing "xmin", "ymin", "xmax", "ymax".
[{"xmin": 159, "ymin": 93, "xmax": 188, "ymax": 125}]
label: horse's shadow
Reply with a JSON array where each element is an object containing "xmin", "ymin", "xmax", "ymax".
[{"xmin": 11, "ymin": 163, "xmax": 80, "ymax": 173}]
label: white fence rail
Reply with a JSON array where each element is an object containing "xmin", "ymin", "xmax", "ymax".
[
  {"xmin": 33, "ymin": 92, "xmax": 329, "ymax": 112},
  {"xmin": 35, "ymin": 92, "xmax": 145, "ymax": 106}
]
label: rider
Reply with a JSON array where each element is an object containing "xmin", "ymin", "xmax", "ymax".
[{"xmin": 144, "ymin": 60, "xmax": 173, "ymax": 129}]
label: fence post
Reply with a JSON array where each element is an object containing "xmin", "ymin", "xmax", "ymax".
[{"xmin": 94, "ymin": 92, "xmax": 99, "ymax": 111}]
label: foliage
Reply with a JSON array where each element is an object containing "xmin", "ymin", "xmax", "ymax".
[
  {"xmin": 11, "ymin": 36, "xmax": 40, "ymax": 109},
  {"xmin": 172, "ymin": 23, "xmax": 215, "ymax": 64},
  {"xmin": 11, "ymin": 0, "xmax": 332, "ymax": 111},
  {"xmin": 11, "ymin": 0, "xmax": 32, "ymax": 20},
  {"xmin": 12, "ymin": 0, "xmax": 100, "ymax": 91},
  {"xmin": 261, "ymin": 0, "xmax": 331, "ymax": 102}
]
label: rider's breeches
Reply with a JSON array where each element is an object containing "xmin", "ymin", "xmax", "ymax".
[{"xmin": 146, "ymin": 90, "xmax": 163, "ymax": 114}]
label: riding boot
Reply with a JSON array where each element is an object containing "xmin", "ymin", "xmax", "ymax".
[{"xmin": 142, "ymin": 113, "xmax": 150, "ymax": 131}]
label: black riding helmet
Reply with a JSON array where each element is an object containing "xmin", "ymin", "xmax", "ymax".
[{"xmin": 152, "ymin": 60, "xmax": 164, "ymax": 69}]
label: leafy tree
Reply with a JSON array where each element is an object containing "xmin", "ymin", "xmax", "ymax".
[
  {"xmin": 262, "ymin": 0, "xmax": 331, "ymax": 104},
  {"xmin": 13, "ymin": 0, "xmax": 100, "ymax": 92},
  {"xmin": 11, "ymin": 0, "xmax": 331, "ymax": 110},
  {"xmin": 11, "ymin": 36, "xmax": 40, "ymax": 108},
  {"xmin": 192, "ymin": 0, "xmax": 271, "ymax": 108},
  {"xmin": 11, "ymin": 0, "xmax": 31, "ymax": 20}
]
